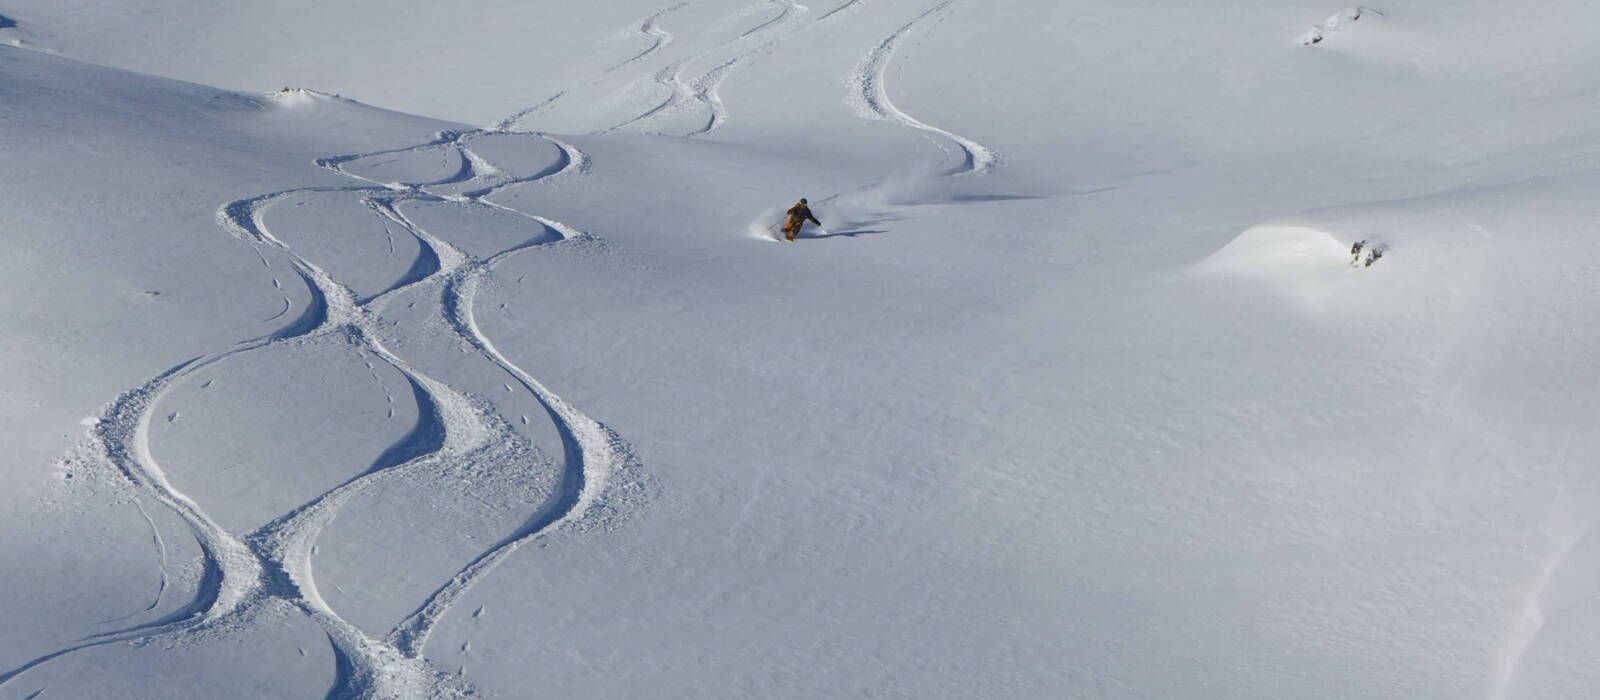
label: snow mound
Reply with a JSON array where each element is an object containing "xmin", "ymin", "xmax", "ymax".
[
  {"xmin": 0, "ymin": 12, "xmax": 44, "ymax": 50},
  {"xmin": 1190, "ymin": 223, "xmax": 1382, "ymax": 303},
  {"xmin": 1301, "ymin": 6, "xmax": 1384, "ymax": 46},
  {"xmin": 266, "ymin": 86, "xmax": 361, "ymax": 110},
  {"xmin": 1193, "ymin": 223, "xmax": 1350, "ymax": 276}
]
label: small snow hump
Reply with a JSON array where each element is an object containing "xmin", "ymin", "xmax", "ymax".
[
  {"xmin": 269, "ymin": 87, "xmax": 321, "ymax": 108},
  {"xmin": 1301, "ymin": 6, "xmax": 1384, "ymax": 46},
  {"xmin": 1193, "ymin": 223, "xmax": 1350, "ymax": 277},
  {"xmin": 1191, "ymin": 223, "xmax": 1363, "ymax": 301}
]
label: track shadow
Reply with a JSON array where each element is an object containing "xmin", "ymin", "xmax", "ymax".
[
  {"xmin": 833, "ymin": 216, "xmax": 906, "ymax": 229},
  {"xmin": 802, "ymin": 229, "xmax": 888, "ymax": 239},
  {"xmin": 894, "ymin": 192, "xmax": 1049, "ymax": 206},
  {"xmin": 945, "ymin": 193, "xmax": 1043, "ymax": 202}
]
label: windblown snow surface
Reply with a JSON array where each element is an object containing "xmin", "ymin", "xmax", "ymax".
[{"xmin": 5, "ymin": 1, "xmax": 1600, "ymax": 698}]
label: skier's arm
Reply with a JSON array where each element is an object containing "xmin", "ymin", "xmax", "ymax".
[{"xmin": 806, "ymin": 208, "xmax": 821, "ymax": 225}]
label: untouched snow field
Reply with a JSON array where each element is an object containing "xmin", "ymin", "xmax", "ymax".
[{"xmin": 5, "ymin": 1, "xmax": 1600, "ymax": 698}]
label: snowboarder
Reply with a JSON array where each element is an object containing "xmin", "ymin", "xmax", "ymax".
[{"xmin": 783, "ymin": 198, "xmax": 821, "ymax": 241}]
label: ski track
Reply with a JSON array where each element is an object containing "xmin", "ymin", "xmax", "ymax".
[
  {"xmin": 600, "ymin": 0, "xmax": 813, "ymax": 137},
  {"xmin": 1489, "ymin": 525, "xmax": 1591, "ymax": 700},
  {"xmin": 87, "ymin": 498, "xmax": 174, "ymax": 629},
  {"xmin": 816, "ymin": 0, "xmax": 866, "ymax": 22},
  {"xmin": 683, "ymin": 0, "xmax": 809, "ymax": 140},
  {"xmin": 740, "ymin": 0, "xmax": 801, "ymax": 38},
  {"xmin": 121, "ymin": 499, "xmax": 171, "ymax": 621},
  {"xmin": 2, "ymin": 110, "xmax": 628, "ymax": 696},
  {"xmin": 493, "ymin": 2, "xmax": 694, "ymax": 132},
  {"xmin": 386, "ymin": 216, "xmax": 618, "ymax": 656},
  {"xmin": 848, "ymin": 0, "xmax": 998, "ymax": 176},
  {"xmin": 615, "ymin": 2, "xmax": 692, "ymax": 73},
  {"xmin": 506, "ymin": 0, "xmax": 850, "ymax": 138}
]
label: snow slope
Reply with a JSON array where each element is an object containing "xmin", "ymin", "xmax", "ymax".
[{"xmin": 6, "ymin": 1, "xmax": 1600, "ymax": 698}]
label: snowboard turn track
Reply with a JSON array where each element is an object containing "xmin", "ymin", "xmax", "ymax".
[{"xmin": 848, "ymin": 0, "xmax": 997, "ymax": 176}]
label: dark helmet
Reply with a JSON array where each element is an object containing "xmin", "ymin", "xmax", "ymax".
[{"xmin": 799, "ymin": 198, "xmax": 808, "ymax": 204}]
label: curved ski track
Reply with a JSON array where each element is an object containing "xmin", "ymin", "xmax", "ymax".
[
  {"xmin": 848, "ymin": 0, "xmax": 998, "ymax": 176},
  {"xmin": 684, "ymin": 1, "xmax": 812, "ymax": 137},
  {"xmin": 597, "ymin": 0, "xmax": 815, "ymax": 137},
  {"xmin": 493, "ymin": 2, "xmax": 694, "ymax": 132},
  {"xmin": 3, "ymin": 115, "xmax": 627, "ymax": 697},
  {"xmin": 501, "ymin": 0, "xmax": 888, "ymax": 139},
  {"xmin": 816, "ymin": 0, "xmax": 866, "ymax": 22},
  {"xmin": 571, "ymin": 0, "xmax": 997, "ymax": 176}
]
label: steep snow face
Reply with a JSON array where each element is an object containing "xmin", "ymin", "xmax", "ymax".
[{"xmin": 7, "ymin": 1, "xmax": 1600, "ymax": 698}]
